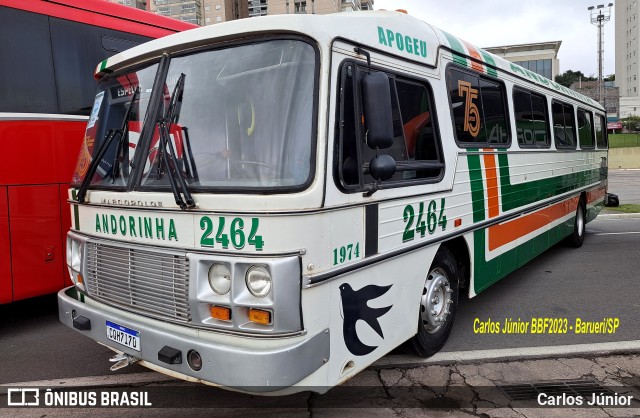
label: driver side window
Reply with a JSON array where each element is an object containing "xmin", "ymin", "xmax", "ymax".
[{"xmin": 335, "ymin": 61, "xmax": 444, "ymax": 192}]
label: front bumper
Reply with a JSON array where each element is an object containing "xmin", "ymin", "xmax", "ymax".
[{"xmin": 58, "ymin": 287, "xmax": 329, "ymax": 393}]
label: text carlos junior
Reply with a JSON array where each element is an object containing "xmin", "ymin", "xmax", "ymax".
[{"xmin": 538, "ymin": 392, "xmax": 634, "ymax": 407}]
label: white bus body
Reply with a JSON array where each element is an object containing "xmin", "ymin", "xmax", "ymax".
[{"xmin": 58, "ymin": 11, "xmax": 607, "ymax": 394}]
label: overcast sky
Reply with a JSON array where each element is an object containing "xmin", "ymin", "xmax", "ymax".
[{"xmin": 374, "ymin": 1, "xmax": 616, "ymax": 77}]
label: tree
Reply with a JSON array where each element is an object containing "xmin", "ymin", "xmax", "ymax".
[
  {"xmin": 620, "ymin": 115, "xmax": 640, "ymax": 132},
  {"xmin": 605, "ymin": 74, "xmax": 615, "ymax": 82},
  {"xmin": 554, "ymin": 70, "xmax": 596, "ymax": 88}
]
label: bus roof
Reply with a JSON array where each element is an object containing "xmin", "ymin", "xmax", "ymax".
[
  {"xmin": 1, "ymin": 0, "xmax": 197, "ymax": 38},
  {"xmin": 93, "ymin": 10, "xmax": 602, "ymax": 110}
]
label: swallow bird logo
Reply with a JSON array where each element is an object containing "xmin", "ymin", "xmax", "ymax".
[{"xmin": 339, "ymin": 283, "xmax": 393, "ymax": 356}]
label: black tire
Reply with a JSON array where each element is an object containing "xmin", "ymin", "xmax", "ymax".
[
  {"xmin": 567, "ymin": 199, "xmax": 586, "ymax": 248},
  {"xmin": 406, "ymin": 246, "xmax": 460, "ymax": 357}
]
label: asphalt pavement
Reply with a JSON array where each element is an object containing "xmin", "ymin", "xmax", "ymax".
[{"xmin": 607, "ymin": 169, "xmax": 640, "ymax": 205}]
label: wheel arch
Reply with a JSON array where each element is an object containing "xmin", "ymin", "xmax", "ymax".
[{"xmin": 440, "ymin": 237, "xmax": 470, "ymax": 291}]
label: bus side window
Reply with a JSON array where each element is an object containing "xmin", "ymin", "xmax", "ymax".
[
  {"xmin": 530, "ymin": 94, "xmax": 550, "ymax": 146},
  {"xmin": 446, "ymin": 66, "xmax": 509, "ymax": 147},
  {"xmin": 563, "ymin": 103, "xmax": 576, "ymax": 148},
  {"xmin": 337, "ymin": 63, "xmax": 361, "ymax": 188},
  {"xmin": 513, "ymin": 89, "xmax": 532, "ymax": 145},
  {"xmin": 552, "ymin": 101, "xmax": 566, "ymax": 147},
  {"xmin": 595, "ymin": 114, "xmax": 608, "ymax": 149},
  {"xmin": 0, "ymin": 8, "xmax": 58, "ymax": 113},
  {"xmin": 360, "ymin": 77, "xmax": 409, "ymax": 175},
  {"xmin": 335, "ymin": 61, "xmax": 444, "ymax": 192},
  {"xmin": 514, "ymin": 87, "xmax": 550, "ymax": 148},
  {"xmin": 577, "ymin": 108, "xmax": 595, "ymax": 149},
  {"xmin": 396, "ymin": 79, "xmax": 436, "ymax": 161},
  {"xmin": 552, "ymin": 101, "xmax": 576, "ymax": 149},
  {"xmin": 49, "ymin": 18, "xmax": 149, "ymax": 115}
]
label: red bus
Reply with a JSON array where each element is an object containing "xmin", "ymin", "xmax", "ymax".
[{"xmin": 0, "ymin": 0, "xmax": 196, "ymax": 303}]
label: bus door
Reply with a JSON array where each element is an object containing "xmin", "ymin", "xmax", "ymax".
[{"xmin": 319, "ymin": 42, "xmax": 457, "ymax": 380}]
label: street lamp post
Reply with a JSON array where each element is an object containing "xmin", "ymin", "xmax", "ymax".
[{"xmin": 588, "ymin": 3, "xmax": 613, "ymax": 106}]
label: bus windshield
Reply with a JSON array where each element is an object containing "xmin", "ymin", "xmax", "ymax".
[
  {"xmin": 71, "ymin": 63, "xmax": 159, "ymax": 187},
  {"xmin": 73, "ymin": 39, "xmax": 316, "ymax": 192}
]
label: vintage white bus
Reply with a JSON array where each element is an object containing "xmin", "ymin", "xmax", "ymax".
[{"xmin": 58, "ymin": 10, "xmax": 608, "ymax": 394}]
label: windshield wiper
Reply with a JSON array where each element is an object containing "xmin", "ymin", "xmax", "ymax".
[
  {"xmin": 156, "ymin": 73, "xmax": 195, "ymax": 210},
  {"xmin": 111, "ymin": 87, "xmax": 140, "ymax": 182},
  {"xmin": 77, "ymin": 87, "xmax": 139, "ymax": 204}
]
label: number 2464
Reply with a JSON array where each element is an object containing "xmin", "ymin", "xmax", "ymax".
[{"xmin": 402, "ymin": 198, "xmax": 447, "ymax": 242}]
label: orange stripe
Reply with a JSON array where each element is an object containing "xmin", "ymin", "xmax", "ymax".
[
  {"xmin": 482, "ymin": 151, "xmax": 500, "ymax": 219},
  {"xmin": 488, "ymin": 196, "xmax": 580, "ymax": 251},
  {"xmin": 462, "ymin": 41, "xmax": 484, "ymax": 73},
  {"xmin": 586, "ymin": 186, "xmax": 606, "ymax": 203}
]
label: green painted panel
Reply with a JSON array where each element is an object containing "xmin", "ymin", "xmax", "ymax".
[
  {"xmin": 442, "ymin": 31, "xmax": 468, "ymax": 67},
  {"xmin": 497, "ymin": 153, "xmax": 600, "ymax": 211}
]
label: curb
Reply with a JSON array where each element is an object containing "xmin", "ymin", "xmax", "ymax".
[
  {"xmin": 372, "ymin": 340, "xmax": 640, "ymax": 369},
  {"xmin": 598, "ymin": 212, "xmax": 640, "ymax": 219}
]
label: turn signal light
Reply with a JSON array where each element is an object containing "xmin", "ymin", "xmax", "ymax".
[
  {"xmin": 77, "ymin": 274, "xmax": 84, "ymax": 284},
  {"xmin": 248, "ymin": 308, "xmax": 271, "ymax": 325},
  {"xmin": 210, "ymin": 305, "xmax": 231, "ymax": 321}
]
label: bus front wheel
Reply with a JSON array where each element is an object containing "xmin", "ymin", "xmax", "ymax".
[
  {"xmin": 567, "ymin": 199, "xmax": 586, "ymax": 248},
  {"xmin": 407, "ymin": 247, "xmax": 459, "ymax": 357}
]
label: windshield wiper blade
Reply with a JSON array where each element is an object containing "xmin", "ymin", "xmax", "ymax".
[
  {"xmin": 77, "ymin": 87, "xmax": 140, "ymax": 204},
  {"xmin": 157, "ymin": 73, "xmax": 195, "ymax": 210},
  {"xmin": 111, "ymin": 87, "xmax": 140, "ymax": 182}
]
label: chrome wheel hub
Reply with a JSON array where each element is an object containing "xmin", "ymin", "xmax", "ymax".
[
  {"xmin": 577, "ymin": 207, "xmax": 585, "ymax": 236},
  {"xmin": 420, "ymin": 268, "xmax": 453, "ymax": 333}
]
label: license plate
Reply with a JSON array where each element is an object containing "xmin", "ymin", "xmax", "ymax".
[{"xmin": 106, "ymin": 321, "xmax": 141, "ymax": 351}]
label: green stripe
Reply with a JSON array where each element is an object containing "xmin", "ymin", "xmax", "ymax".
[
  {"xmin": 497, "ymin": 153, "xmax": 601, "ymax": 211},
  {"xmin": 479, "ymin": 49, "xmax": 497, "ymax": 77},
  {"xmin": 99, "ymin": 59, "xmax": 108, "ymax": 71},
  {"xmin": 466, "ymin": 151, "xmax": 485, "ymax": 223},
  {"xmin": 472, "ymin": 220, "xmax": 573, "ymax": 293},
  {"xmin": 466, "ymin": 153, "xmax": 581, "ymax": 294},
  {"xmin": 442, "ymin": 31, "xmax": 468, "ymax": 67},
  {"xmin": 587, "ymin": 199, "xmax": 604, "ymax": 222}
]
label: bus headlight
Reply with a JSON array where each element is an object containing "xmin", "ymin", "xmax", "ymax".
[
  {"xmin": 245, "ymin": 266, "xmax": 271, "ymax": 297},
  {"xmin": 71, "ymin": 241, "xmax": 83, "ymax": 272},
  {"xmin": 66, "ymin": 234, "xmax": 85, "ymax": 287},
  {"xmin": 208, "ymin": 264, "xmax": 231, "ymax": 295}
]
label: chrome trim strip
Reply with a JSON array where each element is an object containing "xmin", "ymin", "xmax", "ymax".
[
  {"xmin": 0, "ymin": 112, "xmax": 89, "ymax": 122},
  {"xmin": 304, "ymin": 183, "xmax": 600, "ymax": 287}
]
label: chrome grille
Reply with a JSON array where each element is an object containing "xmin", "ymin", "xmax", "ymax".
[{"xmin": 84, "ymin": 241, "xmax": 191, "ymax": 323}]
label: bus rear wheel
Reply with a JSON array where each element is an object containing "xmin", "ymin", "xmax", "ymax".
[
  {"xmin": 567, "ymin": 199, "xmax": 586, "ymax": 248},
  {"xmin": 407, "ymin": 247, "xmax": 459, "ymax": 357}
]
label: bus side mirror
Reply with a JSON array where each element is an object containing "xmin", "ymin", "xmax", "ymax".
[
  {"xmin": 369, "ymin": 154, "xmax": 396, "ymax": 181},
  {"xmin": 361, "ymin": 72, "xmax": 394, "ymax": 149}
]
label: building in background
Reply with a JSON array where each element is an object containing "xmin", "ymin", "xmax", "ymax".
[
  {"xmin": 615, "ymin": 0, "xmax": 640, "ymax": 118},
  {"xmin": 201, "ymin": 0, "xmax": 248, "ymax": 25},
  {"xmin": 484, "ymin": 41, "xmax": 562, "ymax": 81},
  {"xmin": 248, "ymin": 0, "xmax": 268, "ymax": 17},
  {"xmin": 267, "ymin": 0, "xmax": 369, "ymax": 16},
  {"xmin": 360, "ymin": 0, "xmax": 372, "ymax": 10},
  {"xmin": 111, "ymin": 0, "xmax": 372, "ymax": 26},
  {"xmin": 109, "ymin": 0, "xmax": 146, "ymax": 9},
  {"xmin": 267, "ymin": 0, "xmax": 348, "ymax": 15},
  {"xmin": 109, "ymin": 0, "xmax": 247, "ymax": 26},
  {"xmin": 570, "ymin": 80, "xmax": 619, "ymax": 118}
]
